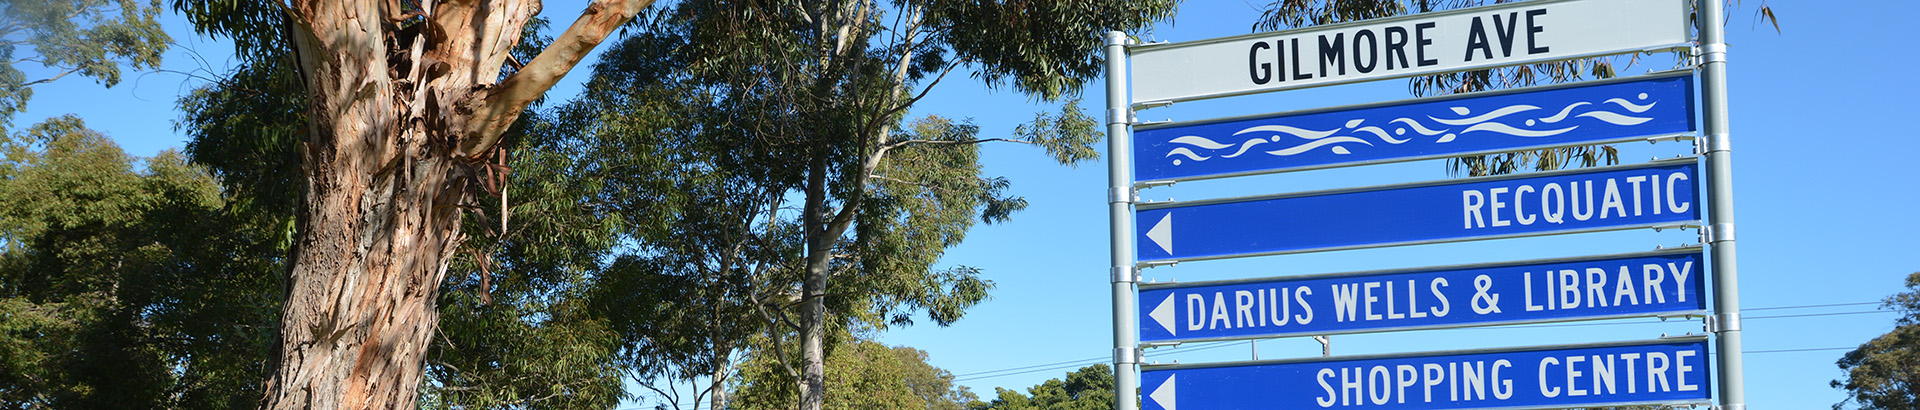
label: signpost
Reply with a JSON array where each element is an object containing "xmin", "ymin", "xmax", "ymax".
[
  {"xmin": 1137, "ymin": 160, "xmax": 1698, "ymax": 262},
  {"xmin": 1101, "ymin": 0, "xmax": 1744, "ymax": 409},
  {"xmin": 1129, "ymin": 0, "xmax": 1689, "ymax": 104},
  {"xmin": 1141, "ymin": 337, "xmax": 1711, "ymax": 410},
  {"xmin": 1139, "ymin": 249, "xmax": 1704, "ymax": 343},
  {"xmin": 1134, "ymin": 72, "xmax": 1695, "ymax": 182}
]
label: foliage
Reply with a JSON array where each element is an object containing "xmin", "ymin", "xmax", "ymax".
[
  {"xmin": 1831, "ymin": 272, "xmax": 1920, "ymax": 410},
  {"xmin": 0, "ymin": 116, "xmax": 284, "ymax": 409},
  {"xmin": 969, "ymin": 364, "xmax": 1115, "ymax": 410},
  {"xmin": 605, "ymin": 2, "xmax": 1176, "ymax": 409},
  {"xmin": 732, "ymin": 337, "xmax": 975, "ymax": 410},
  {"xmin": 0, "ymin": 0, "xmax": 170, "ymax": 132},
  {"xmin": 172, "ymin": 14, "xmax": 641, "ymax": 408}
]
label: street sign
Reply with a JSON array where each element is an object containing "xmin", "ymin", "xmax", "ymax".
[
  {"xmin": 1136, "ymin": 160, "xmax": 1698, "ymax": 262},
  {"xmin": 1142, "ymin": 337, "xmax": 1710, "ymax": 410},
  {"xmin": 1129, "ymin": 0, "xmax": 1690, "ymax": 104},
  {"xmin": 1134, "ymin": 72, "xmax": 1695, "ymax": 182},
  {"xmin": 1139, "ymin": 249, "xmax": 1704, "ymax": 343}
]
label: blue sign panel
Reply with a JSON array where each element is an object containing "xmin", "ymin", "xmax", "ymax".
[
  {"xmin": 1139, "ymin": 249, "xmax": 1704, "ymax": 343},
  {"xmin": 1134, "ymin": 72, "xmax": 1695, "ymax": 182},
  {"xmin": 1142, "ymin": 338, "xmax": 1711, "ymax": 410},
  {"xmin": 1136, "ymin": 160, "xmax": 1698, "ymax": 262}
]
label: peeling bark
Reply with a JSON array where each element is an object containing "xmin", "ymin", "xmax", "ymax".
[{"xmin": 259, "ymin": 1, "xmax": 651, "ymax": 409}]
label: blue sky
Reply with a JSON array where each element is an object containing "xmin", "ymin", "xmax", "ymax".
[{"xmin": 18, "ymin": 1, "xmax": 1916, "ymax": 409}]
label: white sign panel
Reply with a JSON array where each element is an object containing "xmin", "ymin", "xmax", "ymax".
[{"xmin": 1130, "ymin": 0, "xmax": 1690, "ymax": 104}]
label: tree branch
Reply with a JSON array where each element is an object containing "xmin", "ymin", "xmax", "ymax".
[
  {"xmin": 457, "ymin": 0, "xmax": 655, "ymax": 157},
  {"xmin": 883, "ymin": 137, "xmax": 1023, "ymax": 150}
]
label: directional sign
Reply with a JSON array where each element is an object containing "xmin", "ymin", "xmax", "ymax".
[
  {"xmin": 1129, "ymin": 0, "xmax": 1690, "ymax": 103},
  {"xmin": 1139, "ymin": 249, "xmax": 1703, "ymax": 343},
  {"xmin": 1142, "ymin": 337, "xmax": 1710, "ymax": 410},
  {"xmin": 1134, "ymin": 72, "xmax": 1695, "ymax": 182},
  {"xmin": 1136, "ymin": 160, "xmax": 1698, "ymax": 262}
]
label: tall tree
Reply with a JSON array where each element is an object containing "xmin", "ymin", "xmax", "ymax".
[
  {"xmin": 170, "ymin": 0, "xmax": 659, "ymax": 408},
  {"xmin": 0, "ymin": 116, "xmax": 286, "ymax": 409},
  {"xmin": 1831, "ymin": 272, "xmax": 1920, "ymax": 410},
  {"xmin": 623, "ymin": 3, "xmax": 1175, "ymax": 409},
  {"xmin": 0, "ymin": 0, "xmax": 170, "ymax": 132}
]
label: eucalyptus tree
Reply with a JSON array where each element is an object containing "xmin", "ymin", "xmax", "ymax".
[
  {"xmin": 167, "ymin": 0, "xmax": 666, "ymax": 407},
  {"xmin": 0, "ymin": 116, "xmax": 286, "ymax": 409},
  {"xmin": 577, "ymin": 3, "xmax": 1174, "ymax": 409},
  {"xmin": 1831, "ymin": 272, "xmax": 1920, "ymax": 410},
  {"xmin": 0, "ymin": 0, "xmax": 169, "ymax": 132}
]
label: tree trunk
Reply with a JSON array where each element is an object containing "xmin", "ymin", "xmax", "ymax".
[
  {"xmin": 799, "ymin": 150, "xmax": 832, "ymax": 410},
  {"xmin": 258, "ymin": 1, "xmax": 649, "ymax": 409}
]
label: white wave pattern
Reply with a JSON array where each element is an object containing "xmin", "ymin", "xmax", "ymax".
[
  {"xmin": 1266, "ymin": 137, "xmax": 1373, "ymax": 156},
  {"xmin": 1233, "ymin": 125, "xmax": 1339, "ymax": 139},
  {"xmin": 1221, "ymin": 139, "xmax": 1268, "ymax": 158},
  {"xmin": 1168, "ymin": 135, "xmax": 1233, "ymax": 150},
  {"xmin": 1161, "ymin": 91, "xmax": 1661, "ymax": 164},
  {"xmin": 1539, "ymin": 102, "xmax": 1590, "ymax": 123},
  {"xmin": 1167, "ymin": 148, "xmax": 1208, "ymax": 161},
  {"xmin": 1430, "ymin": 105, "xmax": 1539, "ymax": 125}
]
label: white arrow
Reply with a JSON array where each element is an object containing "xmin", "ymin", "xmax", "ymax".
[
  {"xmin": 1146, "ymin": 213, "xmax": 1173, "ymax": 254},
  {"xmin": 1149, "ymin": 374, "xmax": 1177, "ymax": 410},
  {"xmin": 1149, "ymin": 293, "xmax": 1177, "ymax": 335}
]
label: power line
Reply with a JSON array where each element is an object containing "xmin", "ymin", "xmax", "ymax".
[
  {"xmin": 1746, "ymin": 301, "xmax": 1881, "ymax": 311},
  {"xmin": 1746, "ymin": 347, "xmax": 1854, "ymax": 354}
]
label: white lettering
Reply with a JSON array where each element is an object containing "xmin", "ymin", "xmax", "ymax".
[
  {"xmin": 1365, "ymin": 282, "xmax": 1384, "ymax": 321},
  {"xmin": 1600, "ymin": 178, "xmax": 1626, "ymax": 218},
  {"xmin": 1235, "ymin": 290, "xmax": 1256, "ymax": 328},
  {"xmin": 1186, "ymin": 294, "xmax": 1205, "ymax": 331},
  {"xmin": 1667, "ymin": 172, "xmax": 1691, "ymax": 214},
  {"xmin": 1542, "ymin": 182, "xmax": 1566, "ymax": 223},
  {"xmin": 1210, "ymin": 292, "xmax": 1232, "ymax": 329},
  {"xmin": 1678, "ymin": 350, "xmax": 1699, "ymax": 391},
  {"xmin": 1333, "ymin": 284, "xmax": 1361, "ymax": 322},
  {"xmin": 1490, "ymin": 187, "xmax": 1511, "ymax": 227},
  {"xmin": 1670, "ymin": 261, "xmax": 1694, "ymax": 303},
  {"xmin": 1626, "ymin": 176, "xmax": 1648, "ymax": 216},
  {"xmin": 1464, "ymin": 190, "xmax": 1486, "ymax": 228},
  {"xmin": 1540, "ymin": 357, "xmax": 1561, "ymax": 397},
  {"xmin": 1515, "ymin": 185, "xmax": 1536, "ymax": 225},
  {"xmin": 1317, "ymin": 368, "xmax": 1338, "ymax": 407}
]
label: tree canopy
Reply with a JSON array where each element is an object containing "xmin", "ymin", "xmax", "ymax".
[
  {"xmin": 1831, "ymin": 272, "xmax": 1920, "ymax": 410},
  {"xmin": 969, "ymin": 364, "xmax": 1115, "ymax": 410},
  {"xmin": 0, "ymin": 116, "xmax": 283, "ymax": 409},
  {"xmin": 0, "ymin": 0, "xmax": 170, "ymax": 132}
]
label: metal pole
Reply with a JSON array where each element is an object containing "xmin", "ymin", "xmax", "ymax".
[
  {"xmin": 1697, "ymin": 1, "xmax": 1745, "ymax": 409},
  {"xmin": 1103, "ymin": 30, "xmax": 1141, "ymax": 410}
]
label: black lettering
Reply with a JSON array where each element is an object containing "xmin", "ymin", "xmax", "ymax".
[
  {"xmin": 1527, "ymin": 9, "xmax": 1550, "ymax": 54},
  {"xmin": 1249, "ymin": 41, "xmax": 1272, "ymax": 84},
  {"xmin": 1290, "ymin": 38, "xmax": 1311, "ymax": 80},
  {"xmin": 1415, "ymin": 22, "xmax": 1438, "ymax": 66},
  {"xmin": 1352, "ymin": 29, "xmax": 1379, "ymax": 73},
  {"xmin": 1385, "ymin": 26, "xmax": 1410, "ymax": 70},
  {"xmin": 1318, "ymin": 33, "xmax": 1345, "ymax": 77},
  {"xmin": 1493, "ymin": 12, "xmax": 1519, "ymax": 57},
  {"xmin": 1464, "ymin": 16, "xmax": 1493, "ymax": 61}
]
